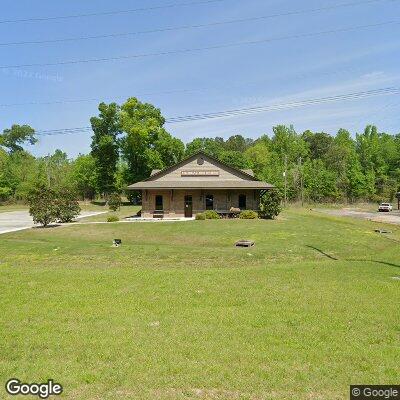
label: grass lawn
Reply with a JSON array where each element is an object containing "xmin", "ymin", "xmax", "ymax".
[{"xmin": 0, "ymin": 209, "xmax": 399, "ymax": 399}]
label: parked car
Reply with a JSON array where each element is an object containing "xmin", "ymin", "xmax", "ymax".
[{"xmin": 378, "ymin": 203, "xmax": 393, "ymax": 212}]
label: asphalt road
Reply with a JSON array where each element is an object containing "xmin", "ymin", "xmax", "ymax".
[{"xmin": 0, "ymin": 211, "xmax": 106, "ymax": 235}]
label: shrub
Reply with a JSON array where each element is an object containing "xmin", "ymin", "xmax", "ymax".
[
  {"xmin": 204, "ymin": 210, "xmax": 221, "ymax": 219},
  {"xmin": 195, "ymin": 212, "xmax": 206, "ymax": 220},
  {"xmin": 54, "ymin": 188, "xmax": 81, "ymax": 223},
  {"xmin": 108, "ymin": 192, "xmax": 122, "ymax": 211},
  {"xmin": 107, "ymin": 215, "xmax": 119, "ymax": 222},
  {"xmin": 239, "ymin": 210, "xmax": 258, "ymax": 219},
  {"xmin": 259, "ymin": 189, "xmax": 283, "ymax": 219},
  {"xmin": 28, "ymin": 184, "xmax": 58, "ymax": 227},
  {"xmin": 28, "ymin": 184, "xmax": 81, "ymax": 226}
]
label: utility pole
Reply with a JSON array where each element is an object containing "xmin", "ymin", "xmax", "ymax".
[{"xmin": 284, "ymin": 155, "xmax": 287, "ymax": 206}]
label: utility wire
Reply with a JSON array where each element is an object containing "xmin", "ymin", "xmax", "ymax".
[
  {"xmin": 0, "ymin": 0, "xmax": 227, "ymax": 25},
  {"xmin": 34, "ymin": 87, "xmax": 400, "ymax": 136},
  {"xmin": 0, "ymin": 20, "xmax": 398, "ymax": 70},
  {"xmin": 0, "ymin": 0, "xmax": 392, "ymax": 47},
  {"xmin": 0, "ymin": 63, "xmax": 393, "ymax": 108}
]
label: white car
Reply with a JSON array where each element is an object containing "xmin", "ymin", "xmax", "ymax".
[{"xmin": 378, "ymin": 203, "xmax": 393, "ymax": 212}]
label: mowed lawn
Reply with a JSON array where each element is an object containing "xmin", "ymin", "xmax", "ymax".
[{"xmin": 0, "ymin": 209, "xmax": 399, "ymax": 400}]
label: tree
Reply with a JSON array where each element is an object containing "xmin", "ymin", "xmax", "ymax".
[
  {"xmin": 302, "ymin": 131, "xmax": 334, "ymax": 160},
  {"xmin": 185, "ymin": 137, "xmax": 225, "ymax": 158},
  {"xmin": 54, "ymin": 188, "xmax": 81, "ymax": 223},
  {"xmin": 120, "ymin": 97, "xmax": 181, "ymax": 183},
  {"xmin": 219, "ymin": 150, "xmax": 249, "ymax": 169},
  {"xmin": 108, "ymin": 192, "xmax": 122, "ymax": 211},
  {"xmin": 244, "ymin": 142, "xmax": 269, "ymax": 176},
  {"xmin": 90, "ymin": 102, "xmax": 121, "ymax": 196},
  {"xmin": 303, "ymin": 159, "xmax": 339, "ymax": 201},
  {"xmin": 259, "ymin": 190, "xmax": 283, "ymax": 219},
  {"xmin": 28, "ymin": 184, "xmax": 58, "ymax": 227},
  {"xmin": 28, "ymin": 184, "xmax": 81, "ymax": 226},
  {"xmin": 0, "ymin": 124, "xmax": 36, "ymax": 153},
  {"xmin": 69, "ymin": 154, "xmax": 97, "ymax": 200}
]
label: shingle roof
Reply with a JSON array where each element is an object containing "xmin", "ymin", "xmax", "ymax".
[{"xmin": 128, "ymin": 180, "xmax": 273, "ymax": 190}]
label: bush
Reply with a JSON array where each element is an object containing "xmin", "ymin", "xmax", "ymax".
[
  {"xmin": 28, "ymin": 184, "xmax": 58, "ymax": 227},
  {"xmin": 195, "ymin": 212, "xmax": 206, "ymax": 220},
  {"xmin": 108, "ymin": 192, "xmax": 122, "ymax": 211},
  {"xmin": 203, "ymin": 210, "xmax": 221, "ymax": 219},
  {"xmin": 239, "ymin": 210, "xmax": 258, "ymax": 219},
  {"xmin": 259, "ymin": 189, "xmax": 283, "ymax": 219},
  {"xmin": 107, "ymin": 215, "xmax": 119, "ymax": 222},
  {"xmin": 54, "ymin": 188, "xmax": 81, "ymax": 223},
  {"xmin": 28, "ymin": 184, "xmax": 81, "ymax": 226}
]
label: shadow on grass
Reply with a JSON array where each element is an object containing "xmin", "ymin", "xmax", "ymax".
[
  {"xmin": 347, "ymin": 259, "xmax": 400, "ymax": 268},
  {"xmin": 306, "ymin": 245, "xmax": 338, "ymax": 260}
]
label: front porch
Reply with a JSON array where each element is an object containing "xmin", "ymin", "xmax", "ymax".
[{"xmin": 140, "ymin": 189, "xmax": 262, "ymax": 219}]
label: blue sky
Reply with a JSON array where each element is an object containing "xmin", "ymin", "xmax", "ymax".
[{"xmin": 1, "ymin": 0, "xmax": 399, "ymax": 157}]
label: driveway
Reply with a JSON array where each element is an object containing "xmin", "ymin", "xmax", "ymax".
[
  {"xmin": 0, "ymin": 211, "xmax": 107, "ymax": 235},
  {"xmin": 316, "ymin": 208, "xmax": 400, "ymax": 225}
]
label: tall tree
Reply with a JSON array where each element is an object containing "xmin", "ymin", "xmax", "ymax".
[
  {"xmin": 120, "ymin": 97, "xmax": 183, "ymax": 183},
  {"xmin": 90, "ymin": 103, "xmax": 121, "ymax": 196},
  {"xmin": 0, "ymin": 124, "xmax": 36, "ymax": 153}
]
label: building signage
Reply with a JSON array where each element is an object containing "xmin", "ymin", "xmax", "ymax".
[{"xmin": 181, "ymin": 170, "xmax": 219, "ymax": 177}]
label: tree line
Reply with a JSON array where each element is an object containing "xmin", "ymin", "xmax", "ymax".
[{"xmin": 1, "ymin": 97, "xmax": 399, "ymax": 204}]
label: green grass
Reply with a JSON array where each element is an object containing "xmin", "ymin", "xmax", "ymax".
[{"xmin": 0, "ymin": 209, "xmax": 399, "ymax": 399}]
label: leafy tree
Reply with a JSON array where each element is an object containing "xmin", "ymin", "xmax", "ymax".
[
  {"xmin": 54, "ymin": 188, "xmax": 81, "ymax": 222},
  {"xmin": 120, "ymin": 97, "xmax": 179, "ymax": 183},
  {"xmin": 108, "ymin": 192, "xmax": 122, "ymax": 211},
  {"xmin": 303, "ymin": 159, "xmax": 339, "ymax": 201},
  {"xmin": 185, "ymin": 137, "xmax": 225, "ymax": 158},
  {"xmin": 219, "ymin": 150, "xmax": 249, "ymax": 169},
  {"xmin": 259, "ymin": 189, "xmax": 283, "ymax": 219},
  {"xmin": 90, "ymin": 102, "xmax": 121, "ymax": 196},
  {"xmin": 303, "ymin": 131, "xmax": 334, "ymax": 160},
  {"xmin": 244, "ymin": 142, "xmax": 269, "ymax": 176},
  {"xmin": 28, "ymin": 184, "xmax": 58, "ymax": 227},
  {"xmin": 0, "ymin": 124, "xmax": 36, "ymax": 153},
  {"xmin": 224, "ymin": 135, "xmax": 253, "ymax": 152},
  {"xmin": 69, "ymin": 154, "xmax": 97, "ymax": 200}
]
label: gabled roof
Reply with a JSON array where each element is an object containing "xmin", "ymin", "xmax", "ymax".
[
  {"xmin": 127, "ymin": 150, "xmax": 274, "ymax": 190},
  {"xmin": 144, "ymin": 151, "xmax": 256, "ymax": 181}
]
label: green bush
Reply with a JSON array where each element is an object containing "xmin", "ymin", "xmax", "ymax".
[
  {"xmin": 28, "ymin": 184, "xmax": 81, "ymax": 226},
  {"xmin": 195, "ymin": 212, "xmax": 206, "ymax": 220},
  {"xmin": 107, "ymin": 215, "xmax": 119, "ymax": 222},
  {"xmin": 204, "ymin": 210, "xmax": 221, "ymax": 219},
  {"xmin": 108, "ymin": 192, "xmax": 122, "ymax": 211},
  {"xmin": 239, "ymin": 210, "xmax": 258, "ymax": 219},
  {"xmin": 259, "ymin": 189, "xmax": 283, "ymax": 219},
  {"xmin": 28, "ymin": 184, "xmax": 58, "ymax": 227},
  {"xmin": 54, "ymin": 188, "xmax": 81, "ymax": 223}
]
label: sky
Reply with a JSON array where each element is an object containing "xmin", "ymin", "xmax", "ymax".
[{"xmin": 0, "ymin": 0, "xmax": 399, "ymax": 158}]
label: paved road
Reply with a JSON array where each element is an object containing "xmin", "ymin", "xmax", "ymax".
[
  {"xmin": 316, "ymin": 208, "xmax": 400, "ymax": 225},
  {"xmin": 0, "ymin": 211, "xmax": 106, "ymax": 235}
]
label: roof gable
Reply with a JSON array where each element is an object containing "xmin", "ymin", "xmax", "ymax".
[{"xmin": 146, "ymin": 151, "xmax": 257, "ymax": 182}]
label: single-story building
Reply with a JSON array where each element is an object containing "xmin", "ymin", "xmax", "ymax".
[{"xmin": 127, "ymin": 151, "xmax": 274, "ymax": 218}]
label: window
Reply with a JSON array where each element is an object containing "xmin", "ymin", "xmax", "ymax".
[
  {"xmin": 155, "ymin": 195, "xmax": 163, "ymax": 210},
  {"xmin": 205, "ymin": 194, "xmax": 214, "ymax": 210},
  {"xmin": 238, "ymin": 194, "xmax": 246, "ymax": 209}
]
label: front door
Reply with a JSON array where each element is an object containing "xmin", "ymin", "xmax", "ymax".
[{"xmin": 184, "ymin": 195, "xmax": 193, "ymax": 218}]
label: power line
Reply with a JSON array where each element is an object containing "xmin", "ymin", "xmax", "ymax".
[
  {"xmin": 0, "ymin": 0, "xmax": 227, "ymax": 25},
  {"xmin": 166, "ymin": 87, "xmax": 400, "ymax": 122},
  {"xmin": 0, "ymin": 63, "xmax": 394, "ymax": 108},
  {"xmin": 35, "ymin": 87, "xmax": 400, "ymax": 136},
  {"xmin": 0, "ymin": 20, "xmax": 398, "ymax": 70},
  {"xmin": 0, "ymin": 0, "xmax": 392, "ymax": 47}
]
